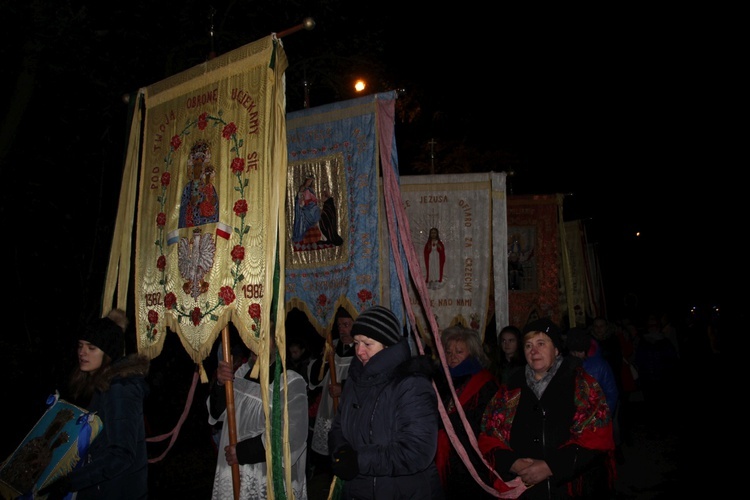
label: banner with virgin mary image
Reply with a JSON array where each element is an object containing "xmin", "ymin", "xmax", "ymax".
[
  {"xmin": 129, "ymin": 35, "xmax": 288, "ymax": 362},
  {"xmin": 284, "ymin": 92, "xmax": 398, "ymax": 334}
]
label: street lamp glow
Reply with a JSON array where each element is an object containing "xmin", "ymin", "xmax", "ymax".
[{"xmin": 354, "ymin": 80, "xmax": 366, "ymax": 92}]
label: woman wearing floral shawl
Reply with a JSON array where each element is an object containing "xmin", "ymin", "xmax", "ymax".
[{"xmin": 479, "ymin": 318, "xmax": 616, "ymax": 499}]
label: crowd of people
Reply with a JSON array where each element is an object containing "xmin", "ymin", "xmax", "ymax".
[
  {"xmin": 296, "ymin": 306, "xmax": 699, "ymax": 499},
  {"xmin": 7, "ymin": 301, "xmax": 716, "ymax": 499}
]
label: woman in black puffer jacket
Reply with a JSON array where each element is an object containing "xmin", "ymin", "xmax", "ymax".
[{"xmin": 328, "ymin": 306, "xmax": 444, "ymax": 500}]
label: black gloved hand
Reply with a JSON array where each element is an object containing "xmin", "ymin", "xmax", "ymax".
[
  {"xmin": 331, "ymin": 444, "xmax": 359, "ymax": 480},
  {"xmin": 37, "ymin": 475, "xmax": 72, "ymax": 499}
]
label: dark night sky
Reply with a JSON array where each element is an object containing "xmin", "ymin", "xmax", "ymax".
[{"xmin": 1, "ymin": 1, "xmax": 722, "ymax": 342}]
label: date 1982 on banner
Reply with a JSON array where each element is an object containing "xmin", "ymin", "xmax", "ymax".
[{"xmin": 144, "ymin": 284, "xmax": 263, "ymax": 307}]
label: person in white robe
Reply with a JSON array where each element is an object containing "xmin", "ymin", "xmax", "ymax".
[
  {"xmin": 307, "ymin": 307, "xmax": 355, "ymax": 458},
  {"xmin": 208, "ymin": 338, "xmax": 308, "ymax": 499}
]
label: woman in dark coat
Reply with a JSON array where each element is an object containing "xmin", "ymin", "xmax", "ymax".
[
  {"xmin": 328, "ymin": 306, "xmax": 444, "ymax": 499},
  {"xmin": 38, "ymin": 310, "xmax": 150, "ymax": 500},
  {"xmin": 481, "ymin": 318, "xmax": 615, "ymax": 499}
]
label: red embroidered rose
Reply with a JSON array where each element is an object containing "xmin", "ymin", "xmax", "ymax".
[
  {"xmin": 233, "ymin": 199, "xmax": 248, "ymax": 216},
  {"xmin": 222, "ymin": 122, "xmax": 237, "ymax": 139},
  {"xmin": 156, "ymin": 212, "xmax": 166, "ymax": 227},
  {"xmin": 231, "ymin": 157, "xmax": 245, "ymax": 174},
  {"xmin": 170, "ymin": 135, "xmax": 182, "ymax": 151},
  {"xmin": 148, "ymin": 310, "xmax": 158, "ymax": 325},
  {"xmin": 219, "ymin": 286, "xmax": 236, "ymax": 306},
  {"xmin": 161, "ymin": 172, "xmax": 171, "ymax": 187},
  {"xmin": 248, "ymin": 303, "xmax": 261, "ymax": 320},
  {"xmin": 231, "ymin": 245, "xmax": 245, "ymax": 262},
  {"xmin": 191, "ymin": 307, "xmax": 202, "ymax": 326},
  {"xmin": 317, "ymin": 294, "xmax": 328, "ymax": 307},
  {"xmin": 156, "ymin": 255, "xmax": 166, "ymax": 271},
  {"xmin": 197, "ymin": 112, "xmax": 208, "ymax": 131},
  {"xmin": 164, "ymin": 292, "xmax": 177, "ymax": 310},
  {"xmin": 357, "ymin": 289, "xmax": 373, "ymax": 302}
]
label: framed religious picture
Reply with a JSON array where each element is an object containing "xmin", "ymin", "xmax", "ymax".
[{"xmin": 0, "ymin": 394, "xmax": 102, "ymax": 499}]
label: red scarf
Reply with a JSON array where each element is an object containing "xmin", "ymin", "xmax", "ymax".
[{"xmin": 436, "ymin": 369, "xmax": 496, "ymax": 486}]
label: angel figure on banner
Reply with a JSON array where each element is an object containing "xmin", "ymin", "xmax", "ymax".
[
  {"xmin": 508, "ymin": 232, "xmax": 534, "ymax": 291},
  {"xmin": 424, "ymin": 227, "xmax": 446, "ymax": 290}
]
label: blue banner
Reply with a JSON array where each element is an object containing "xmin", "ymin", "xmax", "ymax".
[{"xmin": 284, "ymin": 92, "xmax": 398, "ymax": 333}]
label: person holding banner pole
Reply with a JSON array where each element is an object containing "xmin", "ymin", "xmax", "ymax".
[{"xmin": 208, "ymin": 334, "xmax": 309, "ymax": 499}]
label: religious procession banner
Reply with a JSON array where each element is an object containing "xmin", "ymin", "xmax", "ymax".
[
  {"xmin": 399, "ymin": 173, "xmax": 497, "ymax": 341},
  {"xmin": 122, "ymin": 35, "xmax": 288, "ymax": 363},
  {"xmin": 582, "ymin": 225, "xmax": 607, "ymax": 319},
  {"xmin": 284, "ymin": 92, "xmax": 400, "ymax": 334},
  {"xmin": 563, "ymin": 219, "xmax": 593, "ymax": 327},
  {"xmin": 564, "ymin": 219, "xmax": 606, "ymax": 323},
  {"xmin": 0, "ymin": 395, "xmax": 102, "ymax": 499},
  {"xmin": 506, "ymin": 194, "xmax": 564, "ymax": 328}
]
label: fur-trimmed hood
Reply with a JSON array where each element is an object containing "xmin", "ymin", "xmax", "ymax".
[
  {"xmin": 101, "ymin": 353, "xmax": 150, "ymax": 387},
  {"xmin": 71, "ymin": 353, "xmax": 150, "ymax": 497}
]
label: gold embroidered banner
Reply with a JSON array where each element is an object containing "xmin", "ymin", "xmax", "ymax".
[
  {"xmin": 564, "ymin": 219, "xmax": 607, "ymax": 324},
  {"xmin": 132, "ymin": 35, "xmax": 288, "ymax": 363},
  {"xmin": 563, "ymin": 220, "xmax": 591, "ymax": 327}
]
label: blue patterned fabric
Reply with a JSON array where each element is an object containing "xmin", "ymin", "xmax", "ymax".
[{"xmin": 285, "ymin": 92, "xmax": 402, "ymax": 332}]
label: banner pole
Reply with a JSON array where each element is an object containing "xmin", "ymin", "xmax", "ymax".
[
  {"xmin": 221, "ymin": 325, "xmax": 241, "ymax": 500},
  {"xmin": 276, "ymin": 17, "xmax": 316, "ymax": 38},
  {"xmin": 326, "ymin": 330, "xmax": 339, "ymax": 413}
]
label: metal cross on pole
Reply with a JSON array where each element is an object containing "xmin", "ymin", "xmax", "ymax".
[{"xmin": 428, "ymin": 138, "xmax": 437, "ymax": 174}]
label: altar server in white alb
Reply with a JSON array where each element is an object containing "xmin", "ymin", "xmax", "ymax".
[{"xmin": 208, "ymin": 334, "xmax": 309, "ymax": 499}]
